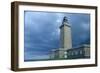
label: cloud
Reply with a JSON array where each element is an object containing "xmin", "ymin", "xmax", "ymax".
[
  {"xmin": 81, "ymin": 23, "xmax": 90, "ymax": 30},
  {"xmin": 24, "ymin": 51, "xmax": 49, "ymax": 60}
]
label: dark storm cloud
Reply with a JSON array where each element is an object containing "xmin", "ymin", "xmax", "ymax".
[{"xmin": 68, "ymin": 14, "xmax": 90, "ymax": 46}]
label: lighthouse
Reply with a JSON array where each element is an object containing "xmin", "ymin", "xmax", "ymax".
[{"xmin": 60, "ymin": 17, "xmax": 72, "ymax": 50}]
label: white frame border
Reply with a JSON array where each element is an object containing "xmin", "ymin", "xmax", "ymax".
[{"xmin": 18, "ymin": 5, "xmax": 96, "ymax": 68}]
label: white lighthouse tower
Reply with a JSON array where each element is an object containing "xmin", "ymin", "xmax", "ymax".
[
  {"xmin": 57, "ymin": 17, "xmax": 72, "ymax": 58},
  {"xmin": 60, "ymin": 16, "xmax": 72, "ymax": 49},
  {"xmin": 50, "ymin": 17, "xmax": 72, "ymax": 59}
]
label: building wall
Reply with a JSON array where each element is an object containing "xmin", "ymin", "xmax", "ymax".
[
  {"xmin": 63, "ymin": 25, "xmax": 72, "ymax": 49},
  {"xmin": 67, "ymin": 45, "xmax": 90, "ymax": 59},
  {"xmin": 84, "ymin": 45, "xmax": 90, "ymax": 58},
  {"xmin": 67, "ymin": 48, "xmax": 84, "ymax": 59},
  {"xmin": 60, "ymin": 27, "xmax": 64, "ymax": 48},
  {"xmin": 58, "ymin": 49, "xmax": 66, "ymax": 59},
  {"xmin": 50, "ymin": 45, "xmax": 90, "ymax": 59},
  {"xmin": 60, "ymin": 25, "xmax": 72, "ymax": 50}
]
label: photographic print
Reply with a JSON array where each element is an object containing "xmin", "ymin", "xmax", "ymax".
[
  {"xmin": 11, "ymin": 1, "xmax": 97, "ymax": 71},
  {"xmin": 24, "ymin": 11, "xmax": 90, "ymax": 61}
]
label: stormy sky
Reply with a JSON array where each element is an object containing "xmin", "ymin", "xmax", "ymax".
[{"xmin": 24, "ymin": 11, "xmax": 90, "ymax": 61}]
